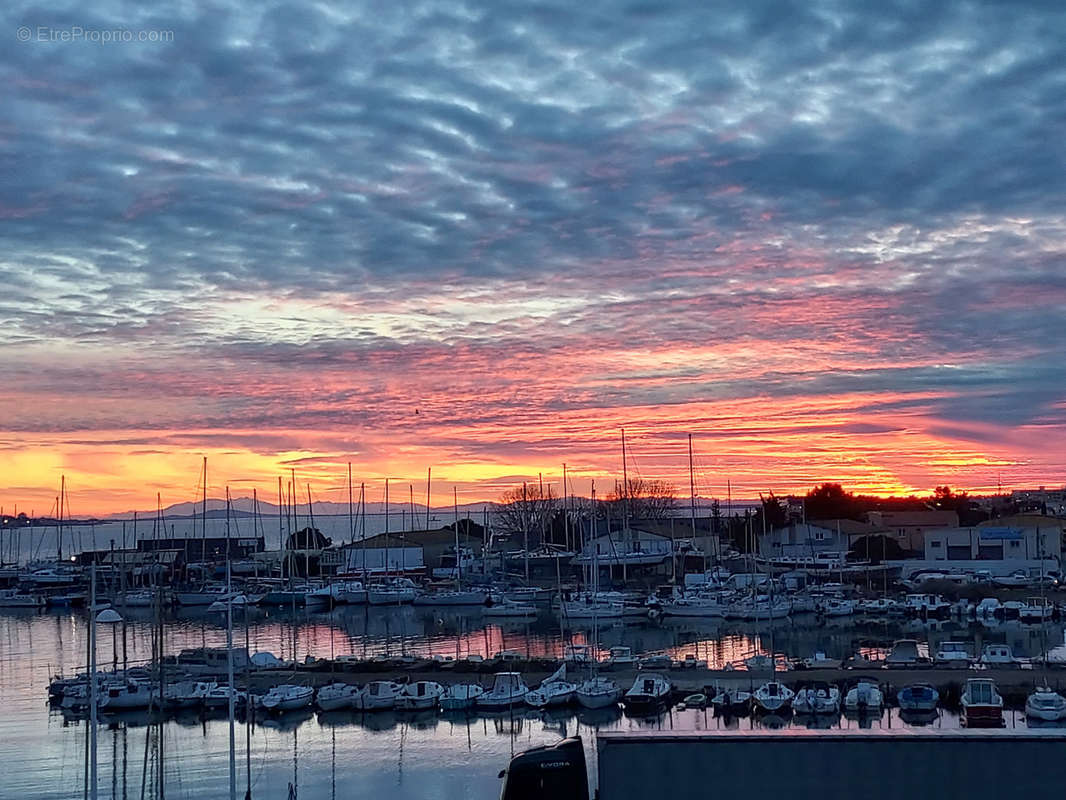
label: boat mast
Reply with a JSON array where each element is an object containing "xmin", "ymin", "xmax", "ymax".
[
  {"xmin": 425, "ymin": 468, "xmax": 432, "ymax": 530},
  {"xmin": 384, "ymin": 479, "xmax": 390, "ymax": 576},
  {"xmin": 202, "ymin": 457, "xmax": 207, "ymax": 564},
  {"xmin": 688, "ymin": 434, "xmax": 697, "ymax": 584},
  {"xmin": 88, "ymin": 562, "xmax": 98, "ymax": 800},
  {"xmin": 226, "ymin": 489, "xmax": 236, "ymax": 800},
  {"xmin": 348, "ymin": 464, "xmax": 354, "ymax": 546},
  {"xmin": 453, "ymin": 486, "xmax": 461, "ymax": 589}
]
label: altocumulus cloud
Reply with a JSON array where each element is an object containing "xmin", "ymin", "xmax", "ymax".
[{"xmin": 1, "ymin": 0, "xmax": 1065, "ymax": 499}]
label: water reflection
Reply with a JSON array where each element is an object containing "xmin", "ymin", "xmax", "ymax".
[{"xmin": 3, "ymin": 608, "xmax": 1065, "ymax": 800}]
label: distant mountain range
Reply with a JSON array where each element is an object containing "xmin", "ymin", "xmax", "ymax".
[{"xmin": 105, "ymin": 497, "xmax": 502, "ymax": 521}]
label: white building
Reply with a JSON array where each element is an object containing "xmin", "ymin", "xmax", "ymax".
[
  {"xmin": 760, "ymin": 520, "xmax": 881, "ymax": 559},
  {"xmin": 924, "ymin": 522, "xmax": 1062, "ymax": 566}
]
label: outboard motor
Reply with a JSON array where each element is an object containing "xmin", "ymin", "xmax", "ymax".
[{"xmin": 499, "ymin": 736, "xmax": 589, "ymax": 800}]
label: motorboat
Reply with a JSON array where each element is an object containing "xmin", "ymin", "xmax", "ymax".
[
  {"xmin": 413, "ymin": 589, "xmax": 489, "ymax": 606},
  {"xmin": 792, "ymin": 683, "xmax": 841, "ymax": 715},
  {"xmin": 116, "ymin": 589, "xmax": 156, "ymax": 608},
  {"xmin": 993, "ymin": 570, "xmax": 1032, "ymax": 588},
  {"xmin": 885, "ymin": 639, "xmax": 922, "ymax": 668},
  {"xmin": 260, "ymin": 684, "xmax": 314, "ymax": 712},
  {"xmin": 897, "ymin": 683, "xmax": 939, "ymax": 712},
  {"xmin": 395, "ymin": 681, "xmax": 446, "ymax": 710},
  {"xmin": 822, "ymin": 598, "xmax": 856, "ymax": 617},
  {"xmin": 316, "ymin": 682, "xmax": 359, "ymax": 711},
  {"xmin": 476, "ymin": 672, "xmax": 530, "ymax": 709},
  {"xmin": 638, "ymin": 653, "xmax": 672, "ymax": 670},
  {"xmin": 979, "ymin": 644, "xmax": 1017, "ymax": 668},
  {"xmin": 525, "ymin": 665, "xmax": 577, "ymax": 708},
  {"xmin": 1025, "ymin": 687, "xmax": 1066, "ymax": 721},
  {"xmin": 162, "ymin": 680, "xmax": 217, "ymax": 710},
  {"xmin": 933, "ymin": 641, "xmax": 971, "ymax": 667},
  {"xmin": 961, "ymin": 678, "xmax": 1003, "ymax": 727},
  {"xmin": 675, "ymin": 653, "xmax": 707, "ymax": 669},
  {"xmin": 483, "ymin": 597, "xmax": 538, "ymax": 618},
  {"xmin": 0, "ymin": 589, "xmax": 44, "ymax": 608},
  {"xmin": 99, "ymin": 679, "xmax": 154, "ymax": 710},
  {"xmin": 622, "ymin": 673, "xmax": 672, "ymax": 711},
  {"xmin": 202, "ymin": 685, "xmax": 247, "ymax": 710},
  {"xmin": 576, "ymin": 677, "xmax": 622, "ymax": 709},
  {"xmin": 903, "ymin": 594, "xmax": 952, "ymax": 618},
  {"xmin": 440, "ymin": 683, "xmax": 485, "ymax": 711},
  {"xmin": 710, "ymin": 688, "xmax": 751, "ymax": 715},
  {"xmin": 354, "ymin": 680, "xmax": 404, "ymax": 711},
  {"xmin": 604, "ymin": 646, "xmax": 638, "ymax": 669},
  {"xmin": 801, "ymin": 652, "xmax": 841, "ymax": 670},
  {"xmin": 1019, "ymin": 597, "xmax": 1055, "ymax": 623},
  {"xmin": 753, "ymin": 681, "xmax": 795, "ymax": 713},
  {"xmin": 175, "ymin": 583, "xmax": 235, "ymax": 606},
  {"xmin": 493, "ymin": 650, "xmax": 524, "ymax": 663},
  {"xmin": 858, "ymin": 597, "xmax": 901, "ymax": 615},
  {"xmin": 844, "ymin": 678, "xmax": 884, "ymax": 712}
]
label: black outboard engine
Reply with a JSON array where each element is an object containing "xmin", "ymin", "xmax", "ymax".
[{"xmin": 499, "ymin": 736, "xmax": 589, "ymax": 800}]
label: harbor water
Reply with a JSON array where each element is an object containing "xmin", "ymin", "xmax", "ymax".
[{"xmin": 2, "ymin": 606, "xmax": 1062, "ymax": 799}]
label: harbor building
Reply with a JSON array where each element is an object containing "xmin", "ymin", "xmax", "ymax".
[
  {"xmin": 340, "ymin": 524, "xmax": 485, "ymax": 576},
  {"xmin": 759, "ymin": 519, "xmax": 886, "ymax": 559},
  {"xmin": 865, "ymin": 510, "xmax": 959, "ymax": 555}
]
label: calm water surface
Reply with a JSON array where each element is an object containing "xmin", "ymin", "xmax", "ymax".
[{"xmin": 2, "ymin": 607, "xmax": 1058, "ymax": 800}]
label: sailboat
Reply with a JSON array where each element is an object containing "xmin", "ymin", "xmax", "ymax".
[
  {"xmin": 576, "ymin": 485, "xmax": 623, "ymax": 710},
  {"xmin": 526, "ymin": 664, "xmax": 577, "ymax": 708}
]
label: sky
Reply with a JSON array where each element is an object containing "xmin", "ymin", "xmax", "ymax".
[{"xmin": 2, "ymin": 0, "xmax": 1065, "ymax": 516}]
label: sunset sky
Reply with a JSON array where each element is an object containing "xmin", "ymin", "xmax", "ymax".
[{"xmin": 2, "ymin": 0, "xmax": 1065, "ymax": 516}]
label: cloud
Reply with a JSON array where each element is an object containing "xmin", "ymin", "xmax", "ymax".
[{"xmin": 1, "ymin": 0, "xmax": 1065, "ymax": 511}]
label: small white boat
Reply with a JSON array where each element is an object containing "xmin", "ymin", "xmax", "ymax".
[
  {"xmin": 622, "ymin": 673, "xmax": 672, "ymax": 711},
  {"xmin": 395, "ymin": 681, "xmax": 446, "ymax": 710},
  {"xmin": 260, "ymin": 684, "xmax": 314, "ymax": 712},
  {"xmin": 604, "ymin": 646, "xmax": 638, "ymax": 669},
  {"xmin": 858, "ymin": 597, "xmax": 900, "ymax": 615},
  {"xmin": 753, "ymin": 681, "xmax": 794, "ymax": 712},
  {"xmin": 979, "ymin": 644, "xmax": 1017, "ymax": 668},
  {"xmin": 844, "ymin": 678, "xmax": 884, "ymax": 712},
  {"xmin": 661, "ymin": 595, "xmax": 728, "ymax": 618},
  {"xmin": 366, "ymin": 579, "xmax": 419, "ymax": 605},
  {"xmin": 710, "ymin": 688, "xmax": 751, "ymax": 714},
  {"xmin": 316, "ymin": 682, "xmax": 359, "ymax": 711},
  {"xmin": 1026, "ymin": 687, "xmax": 1066, "ymax": 722},
  {"xmin": 727, "ymin": 596, "xmax": 792, "ymax": 621},
  {"xmin": 822, "ymin": 598, "xmax": 856, "ymax": 617},
  {"xmin": 440, "ymin": 683, "xmax": 485, "ymax": 711},
  {"xmin": 993, "ymin": 570, "xmax": 1031, "ymax": 588},
  {"xmin": 793, "ymin": 683, "xmax": 840, "ymax": 715},
  {"xmin": 163, "ymin": 680, "xmax": 218, "ymax": 709},
  {"xmin": 933, "ymin": 641, "xmax": 971, "ymax": 667},
  {"xmin": 0, "ymin": 590, "xmax": 45, "ymax": 608},
  {"xmin": 576, "ymin": 676, "xmax": 622, "ymax": 709},
  {"xmin": 559, "ymin": 600, "xmax": 645, "ymax": 619},
  {"xmin": 897, "ymin": 683, "xmax": 939, "ymax": 712},
  {"xmin": 526, "ymin": 664, "xmax": 576, "ymax": 708},
  {"xmin": 476, "ymin": 672, "xmax": 530, "ymax": 709},
  {"xmin": 961, "ymin": 678, "xmax": 1003, "ymax": 727},
  {"xmin": 202, "ymin": 685, "xmax": 247, "ymax": 710},
  {"xmin": 801, "ymin": 652, "xmax": 841, "ymax": 670},
  {"xmin": 99, "ymin": 679, "xmax": 154, "ymax": 710},
  {"xmin": 1018, "ymin": 597, "xmax": 1055, "ymax": 623},
  {"xmin": 336, "ymin": 581, "xmax": 368, "ymax": 604},
  {"xmin": 482, "ymin": 597, "xmax": 538, "ymax": 617},
  {"xmin": 413, "ymin": 589, "xmax": 489, "ymax": 606},
  {"xmin": 354, "ymin": 680, "xmax": 404, "ymax": 711}
]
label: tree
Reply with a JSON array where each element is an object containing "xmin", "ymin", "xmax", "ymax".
[
  {"xmin": 804, "ymin": 482, "xmax": 864, "ymax": 521},
  {"xmin": 495, "ymin": 483, "xmax": 559, "ymax": 546},
  {"xmin": 605, "ymin": 478, "xmax": 677, "ymax": 521}
]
